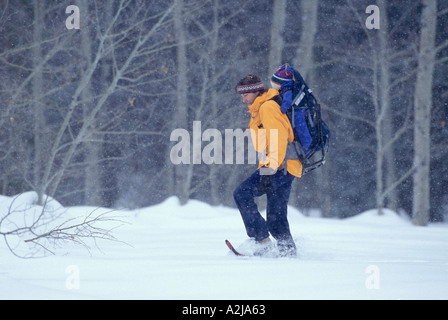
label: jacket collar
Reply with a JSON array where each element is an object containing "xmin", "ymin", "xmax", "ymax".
[{"xmin": 248, "ymin": 89, "xmax": 279, "ymax": 114}]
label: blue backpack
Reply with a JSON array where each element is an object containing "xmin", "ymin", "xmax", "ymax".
[{"xmin": 271, "ymin": 70, "xmax": 330, "ymax": 175}]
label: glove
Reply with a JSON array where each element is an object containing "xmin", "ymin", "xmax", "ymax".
[
  {"xmin": 258, "ymin": 167, "xmax": 276, "ymax": 193},
  {"xmin": 258, "ymin": 175, "xmax": 272, "ymax": 193}
]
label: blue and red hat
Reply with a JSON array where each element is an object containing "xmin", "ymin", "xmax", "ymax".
[{"xmin": 271, "ymin": 64, "xmax": 295, "ymax": 86}]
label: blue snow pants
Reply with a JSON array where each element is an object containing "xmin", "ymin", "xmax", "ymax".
[{"xmin": 233, "ymin": 168, "xmax": 295, "ymax": 244}]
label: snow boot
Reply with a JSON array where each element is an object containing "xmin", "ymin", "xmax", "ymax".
[{"xmin": 277, "ymin": 239, "xmax": 297, "ymax": 258}]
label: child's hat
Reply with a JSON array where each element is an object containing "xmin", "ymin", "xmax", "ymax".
[{"xmin": 271, "ymin": 64, "xmax": 295, "ymax": 85}]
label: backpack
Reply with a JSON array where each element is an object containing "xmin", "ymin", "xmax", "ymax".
[{"xmin": 271, "ymin": 69, "xmax": 330, "ymax": 175}]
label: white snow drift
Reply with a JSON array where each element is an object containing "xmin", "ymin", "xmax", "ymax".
[{"xmin": 1, "ymin": 193, "xmax": 447, "ymax": 300}]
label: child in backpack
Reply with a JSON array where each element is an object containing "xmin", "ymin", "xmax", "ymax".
[
  {"xmin": 270, "ymin": 63, "xmax": 295, "ymax": 114},
  {"xmin": 270, "ymin": 63, "xmax": 314, "ymax": 154},
  {"xmin": 270, "ymin": 63, "xmax": 331, "ymax": 173}
]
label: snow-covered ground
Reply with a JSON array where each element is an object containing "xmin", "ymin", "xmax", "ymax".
[{"xmin": 1, "ymin": 192, "xmax": 447, "ymax": 300}]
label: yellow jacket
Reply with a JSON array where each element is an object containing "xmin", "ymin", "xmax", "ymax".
[{"xmin": 248, "ymin": 89, "xmax": 302, "ymax": 178}]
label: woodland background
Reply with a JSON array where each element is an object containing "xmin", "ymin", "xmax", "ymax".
[{"xmin": 0, "ymin": 0, "xmax": 447, "ymax": 225}]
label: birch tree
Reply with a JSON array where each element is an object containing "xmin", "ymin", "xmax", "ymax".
[
  {"xmin": 294, "ymin": 0, "xmax": 319, "ymax": 81},
  {"xmin": 329, "ymin": 0, "xmax": 417, "ymax": 216},
  {"xmin": 268, "ymin": 0, "xmax": 287, "ymax": 73},
  {"xmin": 372, "ymin": 1, "xmax": 416, "ymax": 215},
  {"xmin": 172, "ymin": 0, "xmax": 193, "ymax": 205},
  {"xmin": 412, "ymin": 0, "xmax": 437, "ymax": 226},
  {"xmin": 31, "ymin": 1, "xmax": 46, "ymax": 204},
  {"xmin": 293, "ymin": 0, "xmax": 331, "ymax": 216},
  {"xmin": 1, "ymin": 1, "xmax": 177, "ymax": 206}
]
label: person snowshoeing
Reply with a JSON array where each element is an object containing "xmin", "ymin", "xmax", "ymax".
[{"xmin": 233, "ymin": 71, "xmax": 301, "ymax": 257}]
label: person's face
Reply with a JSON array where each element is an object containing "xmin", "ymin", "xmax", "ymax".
[{"xmin": 240, "ymin": 92, "xmax": 259, "ymax": 105}]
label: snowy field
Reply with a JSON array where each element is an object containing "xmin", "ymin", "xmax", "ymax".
[{"xmin": 1, "ymin": 192, "xmax": 448, "ymax": 300}]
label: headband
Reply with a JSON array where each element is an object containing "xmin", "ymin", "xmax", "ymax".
[{"xmin": 236, "ymin": 81, "xmax": 264, "ymax": 94}]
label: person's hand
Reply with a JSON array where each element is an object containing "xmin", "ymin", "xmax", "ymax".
[{"xmin": 258, "ymin": 167, "xmax": 276, "ymax": 193}]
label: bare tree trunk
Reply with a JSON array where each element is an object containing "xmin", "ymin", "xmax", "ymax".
[
  {"xmin": 373, "ymin": 1, "xmax": 389, "ymax": 215},
  {"xmin": 412, "ymin": 0, "xmax": 436, "ymax": 226},
  {"xmin": 294, "ymin": 0, "xmax": 319, "ymax": 81},
  {"xmin": 43, "ymin": 1, "xmax": 175, "ymax": 200},
  {"xmin": 292, "ymin": 0, "xmax": 328, "ymax": 216},
  {"xmin": 345, "ymin": 0, "xmax": 414, "ymax": 217},
  {"xmin": 174, "ymin": 0, "xmax": 193, "ymax": 205},
  {"xmin": 80, "ymin": 0, "xmax": 102, "ymax": 206},
  {"xmin": 207, "ymin": 0, "xmax": 221, "ymax": 205},
  {"xmin": 269, "ymin": 0, "xmax": 286, "ymax": 73},
  {"xmin": 377, "ymin": 1, "xmax": 398, "ymax": 213},
  {"xmin": 32, "ymin": 1, "xmax": 46, "ymax": 205}
]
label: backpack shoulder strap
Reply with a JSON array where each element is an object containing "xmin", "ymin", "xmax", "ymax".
[{"xmin": 269, "ymin": 94, "xmax": 282, "ymax": 107}]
